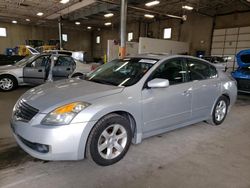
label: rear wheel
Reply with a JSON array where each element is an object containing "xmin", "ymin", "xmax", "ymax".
[
  {"xmin": 72, "ymin": 73, "xmax": 83, "ymax": 78},
  {"xmin": 86, "ymin": 113, "xmax": 132, "ymax": 166},
  {"xmin": 0, "ymin": 75, "xmax": 17, "ymax": 91},
  {"xmin": 208, "ymin": 96, "xmax": 229, "ymax": 125}
]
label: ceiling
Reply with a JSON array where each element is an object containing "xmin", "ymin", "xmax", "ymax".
[{"xmin": 0, "ymin": 0, "xmax": 250, "ymax": 29}]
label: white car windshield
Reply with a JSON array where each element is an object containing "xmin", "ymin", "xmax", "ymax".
[{"xmin": 85, "ymin": 58, "xmax": 157, "ymax": 87}]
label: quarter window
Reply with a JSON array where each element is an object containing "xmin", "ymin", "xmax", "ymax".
[{"xmin": 151, "ymin": 58, "xmax": 188, "ymax": 85}]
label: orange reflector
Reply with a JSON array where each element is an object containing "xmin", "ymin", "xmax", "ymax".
[{"xmin": 54, "ymin": 103, "xmax": 78, "ymax": 114}]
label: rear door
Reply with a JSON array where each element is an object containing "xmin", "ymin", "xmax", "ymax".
[
  {"xmin": 186, "ymin": 58, "xmax": 220, "ymax": 120},
  {"xmin": 23, "ymin": 55, "xmax": 49, "ymax": 84},
  {"xmin": 52, "ymin": 56, "xmax": 75, "ymax": 80}
]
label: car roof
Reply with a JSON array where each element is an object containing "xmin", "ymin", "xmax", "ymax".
[
  {"xmin": 127, "ymin": 53, "xmax": 208, "ymax": 61},
  {"xmin": 40, "ymin": 53, "xmax": 71, "ymax": 57},
  {"xmin": 128, "ymin": 53, "xmax": 170, "ymax": 60}
]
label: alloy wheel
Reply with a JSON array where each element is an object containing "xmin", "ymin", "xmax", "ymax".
[
  {"xmin": 0, "ymin": 78, "xmax": 13, "ymax": 90},
  {"xmin": 97, "ymin": 124, "xmax": 127, "ymax": 160},
  {"xmin": 215, "ymin": 100, "xmax": 227, "ymax": 122}
]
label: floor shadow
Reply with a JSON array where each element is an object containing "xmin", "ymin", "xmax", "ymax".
[{"xmin": 0, "ymin": 146, "xmax": 46, "ymax": 170}]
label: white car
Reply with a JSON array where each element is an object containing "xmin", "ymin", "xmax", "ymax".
[{"xmin": 0, "ymin": 54, "xmax": 92, "ymax": 91}]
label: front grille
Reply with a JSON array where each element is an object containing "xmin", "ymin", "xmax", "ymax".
[
  {"xmin": 236, "ymin": 78, "xmax": 250, "ymax": 92},
  {"xmin": 14, "ymin": 100, "xmax": 39, "ymax": 122}
]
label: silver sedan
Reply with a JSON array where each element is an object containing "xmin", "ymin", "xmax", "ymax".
[
  {"xmin": 0, "ymin": 54, "xmax": 92, "ymax": 91},
  {"xmin": 10, "ymin": 54, "xmax": 237, "ymax": 166}
]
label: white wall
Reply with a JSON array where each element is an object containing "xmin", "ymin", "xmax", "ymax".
[{"xmin": 138, "ymin": 37, "xmax": 189, "ymax": 55}]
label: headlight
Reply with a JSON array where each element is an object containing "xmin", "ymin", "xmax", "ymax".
[{"xmin": 42, "ymin": 102, "xmax": 90, "ymax": 125}]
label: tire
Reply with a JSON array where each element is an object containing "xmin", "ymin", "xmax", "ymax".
[
  {"xmin": 86, "ymin": 113, "xmax": 132, "ymax": 166},
  {"xmin": 72, "ymin": 73, "xmax": 83, "ymax": 78},
  {"xmin": 207, "ymin": 96, "xmax": 229, "ymax": 125},
  {"xmin": 0, "ymin": 75, "xmax": 18, "ymax": 91}
]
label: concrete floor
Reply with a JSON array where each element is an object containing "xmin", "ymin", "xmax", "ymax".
[{"xmin": 0, "ymin": 87, "xmax": 250, "ymax": 188}]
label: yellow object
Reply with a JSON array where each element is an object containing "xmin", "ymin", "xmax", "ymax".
[
  {"xmin": 104, "ymin": 53, "xmax": 107, "ymax": 64},
  {"xmin": 17, "ymin": 45, "xmax": 30, "ymax": 56},
  {"xmin": 54, "ymin": 103, "xmax": 79, "ymax": 114}
]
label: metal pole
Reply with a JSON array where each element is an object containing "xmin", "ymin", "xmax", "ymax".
[
  {"xmin": 119, "ymin": 0, "xmax": 127, "ymax": 58},
  {"xmin": 58, "ymin": 18, "xmax": 63, "ymax": 50},
  {"xmin": 47, "ymin": 55, "xmax": 56, "ymax": 82}
]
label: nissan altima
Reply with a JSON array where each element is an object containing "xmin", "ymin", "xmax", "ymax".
[{"xmin": 10, "ymin": 54, "xmax": 237, "ymax": 166}]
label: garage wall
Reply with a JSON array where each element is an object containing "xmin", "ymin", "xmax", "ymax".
[
  {"xmin": 92, "ymin": 22, "xmax": 144, "ymax": 58},
  {"xmin": 210, "ymin": 12, "xmax": 250, "ymax": 69},
  {"xmin": 0, "ymin": 22, "xmax": 92, "ymax": 55},
  {"xmin": 211, "ymin": 26, "xmax": 250, "ymax": 68},
  {"xmin": 92, "ymin": 13, "xmax": 214, "ymax": 59},
  {"xmin": 179, "ymin": 13, "xmax": 214, "ymax": 56}
]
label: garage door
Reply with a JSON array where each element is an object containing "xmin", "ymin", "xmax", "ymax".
[{"xmin": 211, "ymin": 26, "xmax": 250, "ymax": 69}]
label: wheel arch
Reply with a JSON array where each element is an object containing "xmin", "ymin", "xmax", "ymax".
[
  {"xmin": 79, "ymin": 110, "xmax": 138, "ymax": 160},
  {"xmin": 210, "ymin": 93, "xmax": 230, "ymax": 116}
]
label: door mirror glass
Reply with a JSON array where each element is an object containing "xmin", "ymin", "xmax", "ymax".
[{"xmin": 147, "ymin": 78, "xmax": 169, "ymax": 88}]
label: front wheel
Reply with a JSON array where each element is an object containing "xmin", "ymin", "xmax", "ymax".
[
  {"xmin": 86, "ymin": 113, "xmax": 132, "ymax": 166},
  {"xmin": 0, "ymin": 76, "xmax": 17, "ymax": 91},
  {"xmin": 208, "ymin": 96, "xmax": 229, "ymax": 125}
]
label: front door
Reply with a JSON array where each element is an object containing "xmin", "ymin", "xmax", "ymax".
[
  {"xmin": 142, "ymin": 58, "xmax": 192, "ymax": 134},
  {"xmin": 52, "ymin": 56, "xmax": 76, "ymax": 80},
  {"xmin": 23, "ymin": 55, "xmax": 49, "ymax": 84}
]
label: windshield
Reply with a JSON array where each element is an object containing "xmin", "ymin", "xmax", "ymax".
[
  {"xmin": 85, "ymin": 58, "xmax": 157, "ymax": 87},
  {"xmin": 14, "ymin": 55, "xmax": 39, "ymax": 66}
]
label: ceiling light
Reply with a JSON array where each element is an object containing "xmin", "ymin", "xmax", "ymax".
[
  {"xmin": 104, "ymin": 13, "xmax": 114, "ymax": 18},
  {"xmin": 75, "ymin": 21, "xmax": 81, "ymax": 25},
  {"xmin": 104, "ymin": 22, "xmax": 112, "ymax": 26},
  {"xmin": 145, "ymin": 1, "xmax": 160, "ymax": 7},
  {"xmin": 182, "ymin": 5, "xmax": 194, "ymax": 10},
  {"xmin": 60, "ymin": 0, "xmax": 70, "ymax": 4},
  {"xmin": 12, "ymin": 20, "xmax": 17, "ymax": 24},
  {"xmin": 144, "ymin": 14, "xmax": 154, "ymax": 18},
  {"xmin": 37, "ymin": 12, "xmax": 44, "ymax": 16},
  {"xmin": 26, "ymin": 19, "xmax": 30, "ymax": 22},
  {"xmin": 87, "ymin": 26, "xmax": 92, "ymax": 29}
]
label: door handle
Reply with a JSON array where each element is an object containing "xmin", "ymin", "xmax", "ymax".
[
  {"xmin": 66, "ymin": 68, "xmax": 71, "ymax": 71},
  {"xmin": 38, "ymin": 69, "xmax": 42, "ymax": 72}
]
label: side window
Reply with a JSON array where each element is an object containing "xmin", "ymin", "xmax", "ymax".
[
  {"xmin": 55, "ymin": 56, "xmax": 74, "ymax": 66},
  {"xmin": 30, "ymin": 56, "xmax": 49, "ymax": 68},
  {"xmin": 188, "ymin": 59, "xmax": 218, "ymax": 80},
  {"xmin": 188, "ymin": 59, "xmax": 212, "ymax": 81},
  {"xmin": 151, "ymin": 58, "xmax": 188, "ymax": 85}
]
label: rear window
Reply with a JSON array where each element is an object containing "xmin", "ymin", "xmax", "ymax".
[{"xmin": 240, "ymin": 54, "xmax": 250, "ymax": 64}]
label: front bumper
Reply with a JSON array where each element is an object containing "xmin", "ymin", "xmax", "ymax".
[{"xmin": 10, "ymin": 117, "xmax": 97, "ymax": 161}]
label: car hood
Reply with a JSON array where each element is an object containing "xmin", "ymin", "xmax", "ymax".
[
  {"xmin": 21, "ymin": 78, "xmax": 124, "ymax": 113},
  {"xmin": 0, "ymin": 64, "xmax": 20, "ymax": 71}
]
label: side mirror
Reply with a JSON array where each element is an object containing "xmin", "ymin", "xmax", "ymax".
[{"xmin": 147, "ymin": 78, "xmax": 169, "ymax": 88}]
